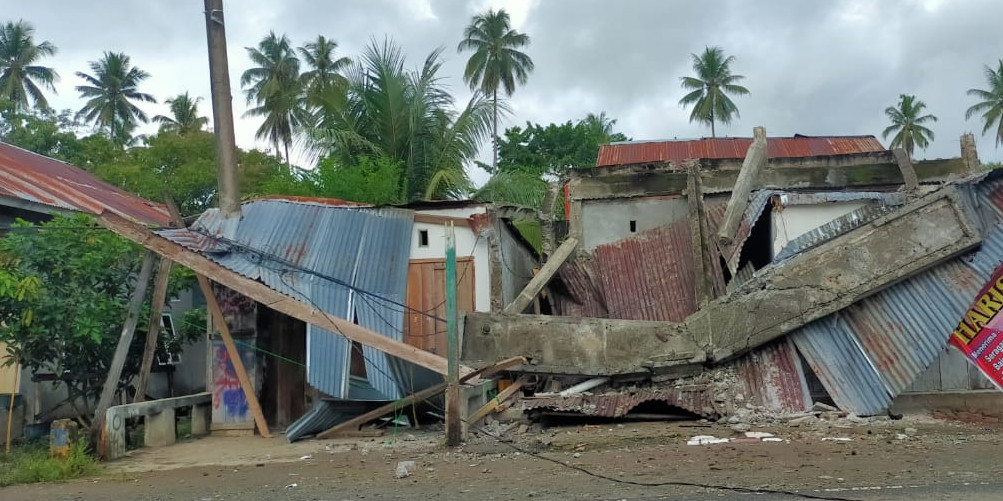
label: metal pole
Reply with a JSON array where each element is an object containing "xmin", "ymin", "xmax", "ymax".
[
  {"xmin": 204, "ymin": 0, "xmax": 241, "ymax": 219},
  {"xmin": 445, "ymin": 222, "xmax": 461, "ymax": 446}
]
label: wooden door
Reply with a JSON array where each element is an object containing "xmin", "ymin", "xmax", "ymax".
[{"xmin": 405, "ymin": 258, "xmax": 475, "ymax": 355}]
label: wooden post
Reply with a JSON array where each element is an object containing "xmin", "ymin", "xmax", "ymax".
[
  {"xmin": 197, "ymin": 275, "xmax": 271, "ymax": 437},
  {"xmin": 4, "ymin": 364, "xmax": 17, "ymax": 453},
  {"xmin": 445, "ymin": 222, "xmax": 461, "ymax": 447},
  {"xmin": 504, "ymin": 237, "xmax": 578, "ymax": 314},
  {"xmin": 133, "ymin": 257, "xmax": 173, "ymax": 402},
  {"xmin": 91, "ymin": 251, "xmax": 157, "ymax": 446}
]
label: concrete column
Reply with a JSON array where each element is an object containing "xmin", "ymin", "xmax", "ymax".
[
  {"xmin": 191, "ymin": 404, "xmax": 209, "ymax": 436},
  {"xmin": 103, "ymin": 410, "xmax": 127, "ymax": 460},
  {"xmin": 144, "ymin": 409, "xmax": 177, "ymax": 448},
  {"xmin": 961, "ymin": 133, "xmax": 980, "ymax": 171},
  {"xmin": 459, "ymin": 379, "xmax": 496, "ymax": 439}
]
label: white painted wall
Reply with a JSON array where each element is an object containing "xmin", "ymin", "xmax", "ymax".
[
  {"xmin": 409, "ymin": 206, "xmax": 491, "ymax": 312},
  {"xmin": 771, "ymin": 202, "xmax": 867, "ymax": 257},
  {"xmin": 581, "ymin": 196, "xmax": 689, "ymax": 250}
]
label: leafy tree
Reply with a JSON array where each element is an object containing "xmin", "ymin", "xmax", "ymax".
[
  {"xmin": 493, "ymin": 113, "xmax": 629, "ymax": 177},
  {"xmin": 679, "ymin": 46, "xmax": 749, "ymax": 138},
  {"xmin": 305, "ymin": 38, "xmax": 493, "ymax": 201},
  {"xmin": 458, "ymin": 8, "xmax": 534, "ymax": 170},
  {"xmin": 298, "ymin": 35, "xmax": 350, "ymax": 105},
  {"xmin": 966, "ymin": 60, "xmax": 1003, "ymax": 148},
  {"xmin": 0, "ymin": 214, "xmax": 196, "ymax": 426},
  {"xmin": 75, "ymin": 52, "xmax": 156, "ymax": 145},
  {"xmin": 152, "ymin": 92, "xmax": 208, "ymax": 135},
  {"xmin": 255, "ymin": 154, "xmax": 404, "ymax": 205},
  {"xmin": 0, "ymin": 20, "xmax": 58, "ymax": 111},
  {"xmin": 0, "ymin": 100, "xmax": 123, "ymax": 169},
  {"xmin": 241, "ymin": 32, "xmax": 305, "ymax": 166},
  {"xmin": 882, "ymin": 94, "xmax": 937, "ymax": 158}
]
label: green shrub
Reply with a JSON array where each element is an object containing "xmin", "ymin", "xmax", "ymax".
[{"xmin": 0, "ymin": 440, "xmax": 100, "ymax": 487}]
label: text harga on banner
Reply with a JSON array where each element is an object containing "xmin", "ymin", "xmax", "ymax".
[{"xmin": 950, "ymin": 262, "xmax": 1003, "ymax": 390}]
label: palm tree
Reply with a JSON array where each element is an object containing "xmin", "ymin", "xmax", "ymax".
[
  {"xmin": 679, "ymin": 47, "xmax": 749, "ymax": 138},
  {"xmin": 75, "ymin": 52, "xmax": 156, "ymax": 144},
  {"xmin": 152, "ymin": 92, "xmax": 209, "ymax": 134},
  {"xmin": 966, "ymin": 60, "xmax": 1003, "ymax": 148},
  {"xmin": 304, "ymin": 38, "xmax": 494, "ymax": 201},
  {"xmin": 882, "ymin": 94, "xmax": 937, "ymax": 158},
  {"xmin": 457, "ymin": 8, "xmax": 534, "ymax": 170},
  {"xmin": 0, "ymin": 20, "xmax": 59, "ymax": 110},
  {"xmin": 298, "ymin": 35, "xmax": 351, "ymax": 104},
  {"xmin": 241, "ymin": 32, "xmax": 304, "ymax": 166}
]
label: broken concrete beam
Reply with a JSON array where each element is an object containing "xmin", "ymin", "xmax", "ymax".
[
  {"xmin": 961, "ymin": 133, "xmax": 980, "ymax": 171},
  {"xmin": 691, "ymin": 186, "xmax": 982, "ymax": 362},
  {"xmin": 718, "ymin": 127, "xmax": 767, "ymax": 247},
  {"xmin": 892, "ymin": 148, "xmax": 919, "ymax": 193},
  {"xmin": 568, "ymin": 157, "xmax": 972, "ymax": 201},
  {"xmin": 462, "ymin": 313, "xmax": 704, "ymax": 376}
]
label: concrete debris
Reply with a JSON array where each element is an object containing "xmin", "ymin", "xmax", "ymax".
[
  {"xmin": 687, "ymin": 435, "xmax": 731, "ymax": 445},
  {"xmin": 821, "ymin": 437, "xmax": 853, "ymax": 442},
  {"xmin": 395, "ymin": 461, "xmax": 416, "ymax": 479},
  {"xmin": 745, "ymin": 431, "xmax": 774, "ymax": 439},
  {"xmin": 730, "ymin": 423, "xmax": 751, "ymax": 433},
  {"xmin": 812, "ymin": 402, "xmax": 839, "ymax": 412},
  {"xmin": 687, "ymin": 432, "xmax": 787, "ymax": 446}
]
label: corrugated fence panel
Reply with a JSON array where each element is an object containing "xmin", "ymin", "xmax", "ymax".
[
  {"xmin": 354, "ymin": 208, "xmax": 415, "ymax": 401},
  {"xmin": 593, "ymin": 220, "xmax": 697, "ymax": 321},
  {"xmin": 732, "ymin": 339, "xmax": 811, "ymax": 413},
  {"xmin": 793, "ymin": 317, "xmax": 891, "ymax": 416}
]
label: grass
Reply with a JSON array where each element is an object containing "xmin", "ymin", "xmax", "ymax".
[{"xmin": 0, "ymin": 440, "xmax": 101, "ymax": 487}]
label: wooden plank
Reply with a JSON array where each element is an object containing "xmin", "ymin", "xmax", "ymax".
[
  {"xmin": 316, "ymin": 356, "xmax": 525, "ymax": 439},
  {"xmin": 134, "ymin": 257, "xmax": 173, "ymax": 402},
  {"xmin": 468, "ymin": 376, "xmax": 527, "ymax": 424},
  {"xmin": 504, "ymin": 237, "xmax": 578, "ymax": 314},
  {"xmin": 92, "ymin": 251, "xmax": 156, "ymax": 450},
  {"xmin": 198, "ymin": 274, "xmax": 271, "ymax": 438},
  {"xmin": 96, "ymin": 212, "xmax": 474, "ymax": 379}
]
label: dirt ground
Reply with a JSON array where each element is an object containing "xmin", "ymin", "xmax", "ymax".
[{"xmin": 4, "ymin": 413, "xmax": 1003, "ymax": 500}]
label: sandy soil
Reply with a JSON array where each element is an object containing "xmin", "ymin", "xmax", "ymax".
[{"xmin": 3, "ymin": 414, "xmax": 1003, "ymax": 500}]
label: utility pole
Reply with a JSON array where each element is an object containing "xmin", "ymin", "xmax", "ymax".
[
  {"xmin": 445, "ymin": 222, "xmax": 461, "ymax": 446},
  {"xmin": 204, "ymin": 0, "xmax": 241, "ymax": 219}
]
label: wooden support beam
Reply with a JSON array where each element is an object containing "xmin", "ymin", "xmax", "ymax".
[
  {"xmin": 92, "ymin": 251, "xmax": 157, "ymax": 449},
  {"xmin": 718, "ymin": 126, "xmax": 768, "ymax": 247},
  {"xmin": 468, "ymin": 376, "xmax": 528, "ymax": 424},
  {"xmin": 892, "ymin": 148, "xmax": 919, "ymax": 193},
  {"xmin": 96, "ymin": 212, "xmax": 473, "ymax": 379},
  {"xmin": 316, "ymin": 356, "xmax": 525, "ymax": 439},
  {"xmin": 133, "ymin": 257, "xmax": 173, "ymax": 402},
  {"xmin": 414, "ymin": 213, "xmax": 471, "ymax": 227},
  {"xmin": 198, "ymin": 275, "xmax": 271, "ymax": 438},
  {"xmin": 503, "ymin": 237, "xmax": 579, "ymax": 314}
]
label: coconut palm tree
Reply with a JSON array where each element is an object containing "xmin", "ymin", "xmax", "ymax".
[
  {"xmin": 679, "ymin": 47, "xmax": 749, "ymax": 138},
  {"xmin": 457, "ymin": 8, "xmax": 534, "ymax": 170},
  {"xmin": 152, "ymin": 92, "xmax": 209, "ymax": 135},
  {"xmin": 966, "ymin": 60, "xmax": 1003, "ymax": 148},
  {"xmin": 298, "ymin": 35, "xmax": 351, "ymax": 104},
  {"xmin": 305, "ymin": 38, "xmax": 494, "ymax": 201},
  {"xmin": 0, "ymin": 20, "xmax": 59, "ymax": 110},
  {"xmin": 75, "ymin": 52, "xmax": 156, "ymax": 144},
  {"xmin": 882, "ymin": 94, "xmax": 937, "ymax": 158},
  {"xmin": 241, "ymin": 32, "xmax": 304, "ymax": 166}
]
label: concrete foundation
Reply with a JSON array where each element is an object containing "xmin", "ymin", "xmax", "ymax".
[
  {"xmin": 191, "ymin": 403, "xmax": 210, "ymax": 436},
  {"xmin": 144, "ymin": 408, "xmax": 176, "ymax": 448},
  {"xmin": 459, "ymin": 379, "xmax": 497, "ymax": 439},
  {"xmin": 891, "ymin": 390, "xmax": 1003, "ymax": 418}
]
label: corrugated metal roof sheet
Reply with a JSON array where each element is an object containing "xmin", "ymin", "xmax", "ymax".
[
  {"xmin": 790, "ymin": 183, "xmax": 1003, "ymax": 416},
  {"xmin": 732, "ymin": 339, "xmax": 811, "ymax": 413},
  {"xmin": 596, "ymin": 135, "xmax": 887, "ymax": 168},
  {"xmin": 0, "ymin": 141, "xmax": 171, "ymax": 226},
  {"xmin": 159, "ymin": 199, "xmax": 415, "ymax": 400}
]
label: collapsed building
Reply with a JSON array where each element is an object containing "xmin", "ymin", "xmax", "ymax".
[{"xmin": 463, "ymin": 130, "xmax": 1000, "ymax": 420}]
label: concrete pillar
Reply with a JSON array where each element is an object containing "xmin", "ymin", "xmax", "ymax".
[
  {"xmin": 961, "ymin": 133, "xmax": 980, "ymax": 171},
  {"xmin": 459, "ymin": 379, "xmax": 496, "ymax": 439},
  {"xmin": 144, "ymin": 408, "xmax": 176, "ymax": 448},
  {"xmin": 103, "ymin": 409, "xmax": 127, "ymax": 460},
  {"xmin": 191, "ymin": 404, "xmax": 209, "ymax": 436}
]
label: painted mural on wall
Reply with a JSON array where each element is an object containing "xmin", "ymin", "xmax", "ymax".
[
  {"xmin": 209, "ymin": 283, "xmax": 258, "ymax": 429},
  {"xmin": 210, "ymin": 340, "xmax": 256, "ymax": 425}
]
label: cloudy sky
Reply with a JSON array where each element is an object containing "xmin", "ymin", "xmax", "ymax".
[{"xmin": 9, "ymin": 0, "xmax": 1003, "ymax": 183}]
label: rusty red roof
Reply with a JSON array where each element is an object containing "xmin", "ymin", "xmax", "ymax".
[
  {"xmin": 0, "ymin": 141, "xmax": 171, "ymax": 227},
  {"xmin": 596, "ymin": 135, "xmax": 886, "ymax": 167}
]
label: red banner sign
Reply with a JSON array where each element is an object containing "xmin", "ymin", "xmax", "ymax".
[{"xmin": 950, "ymin": 262, "xmax": 1003, "ymax": 390}]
